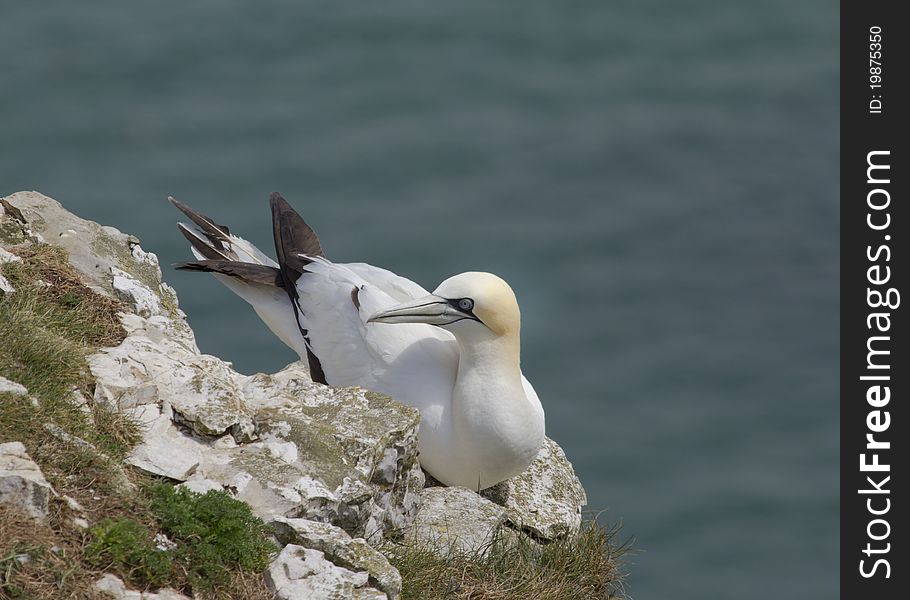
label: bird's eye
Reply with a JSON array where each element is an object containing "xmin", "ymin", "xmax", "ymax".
[{"xmin": 457, "ymin": 298, "xmax": 474, "ymax": 312}]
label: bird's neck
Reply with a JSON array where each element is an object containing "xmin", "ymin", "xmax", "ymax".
[
  {"xmin": 454, "ymin": 332, "xmax": 523, "ymax": 401},
  {"xmin": 451, "ymin": 331, "xmax": 541, "ymax": 490}
]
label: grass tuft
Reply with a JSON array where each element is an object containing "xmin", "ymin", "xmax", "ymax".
[
  {"xmin": 86, "ymin": 483, "xmax": 276, "ymax": 596},
  {"xmin": 85, "ymin": 484, "xmax": 275, "ymax": 595},
  {"xmin": 147, "ymin": 483, "xmax": 276, "ymax": 592},
  {"xmin": 383, "ymin": 520, "xmax": 629, "ymax": 600},
  {"xmin": 85, "ymin": 518, "xmax": 172, "ymax": 589}
]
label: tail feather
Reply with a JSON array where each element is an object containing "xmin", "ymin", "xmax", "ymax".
[
  {"xmin": 177, "ymin": 223, "xmax": 232, "ymax": 261},
  {"xmin": 169, "ymin": 196, "xmax": 233, "ymax": 254},
  {"xmin": 170, "ymin": 194, "xmax": 329, "ymax": 385},
  {"xmin": 170, "ymin": 196, "xmax": 275, "ymax": 266}
]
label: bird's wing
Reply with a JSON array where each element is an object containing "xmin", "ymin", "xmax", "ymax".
[
  {"xmin": 343, "ymin": 262, "xmax": 433, "ymax": 302},
  {"xmin": 295, "ymin": 256, "xmax": 458, "ymax": 417},
  {"xmin": 521, "ymin": 375, "xmax": 546, "ymax": 424}
]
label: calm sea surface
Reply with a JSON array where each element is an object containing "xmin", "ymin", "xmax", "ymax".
[{"xmin": 1, "ymin": 2, "xmax": 838, "ymax": 598}]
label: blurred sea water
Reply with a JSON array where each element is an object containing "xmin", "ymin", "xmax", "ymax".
[{"xmin": 0, "ymin": 2, "xmax": 838, "ymax": 599}]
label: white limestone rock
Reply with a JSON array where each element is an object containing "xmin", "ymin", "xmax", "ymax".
[
  {"xmin": 177, "ymin": 478, "xmax": 224, "ymax": 495},
  {"xmin": 111, "ymin": 266, "xmax": 162, "ymax": 317},
  {"xmin": 89, "ymin": 324, "xmax": 245, "ymax": 436},
  {"xmin": 406, "ymin": 486, "xmax": 508, "ymax": 556},
  {"xmin": 0, "ymin": 246, "xmax": 16, "ymax": 294},
  {"xmin": 0, "ymin": 376, "xmax": 28, "ymax": 397},
  {"xmin": 125, "ymin": 404, "xmax": 205, "ymax": 480},
  {"xmin": 94, "ymin": 573, "xmax": 192, "ymax": 600},
  {"xmin": 94, "ymin": 574, "xmax": 142, "ymax": 600},
  {"xmin": 0, "ymin": 442, "xmax": 55, "ymax": 520},
  {"xmin": 0, "ymin": 246, "xmax": 22, "ymax": 264},
  {"xmin": 103, "ymin": 351, "xmax": 423, "ymax": 539},
  {"xmin": 481, "ymin": 437, "xmax": 588, "ymax": 540},
  {"xmin": 274, "ymin": 517, "xmax": 402, "ymax": 599},
  {"xmin": 265, "ymin": 544, "xmax": 387, "ymax": 600},
  {"xmin": 2, "ymin": 192, "xmax": 170, "ymax": 307}
]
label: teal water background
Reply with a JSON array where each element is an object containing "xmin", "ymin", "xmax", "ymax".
[{"xmin": 1, "ymin": 2, "xmax": 838, "ymax": 598}]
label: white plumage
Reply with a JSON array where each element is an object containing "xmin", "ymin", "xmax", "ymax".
[{"xmin": 171, "ymin": 194, "xmax": 545, "ymax": 489}]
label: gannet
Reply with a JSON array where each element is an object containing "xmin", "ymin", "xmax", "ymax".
[{"xmin": 170, "ymin": 193, "xmax": 545, "ymax": 490}]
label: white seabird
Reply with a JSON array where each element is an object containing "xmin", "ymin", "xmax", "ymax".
[{"xmin": 170, "ymin": 193, "xmax": 545, "ymax": 490}]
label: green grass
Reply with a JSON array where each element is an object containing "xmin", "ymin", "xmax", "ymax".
[
  {"xmin": 383, "ymin": 519, "xmax": 629, "ymax": 600},
  {"xmin": 85, "ymin": 518, "xmax": 173, "ymax": 589},
  {"xmin": 86, "ymin": 485, "xmax": 276, "ymax": 594}
]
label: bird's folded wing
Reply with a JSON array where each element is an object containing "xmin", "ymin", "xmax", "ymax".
[{"xmin": 295, "ymin": 257, "xmax": 458, "ymax": 402}]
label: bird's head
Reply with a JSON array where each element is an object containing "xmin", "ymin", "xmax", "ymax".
[{"xmin": 367, "ymin": 272, "xmax": 520, "ymax": 339}]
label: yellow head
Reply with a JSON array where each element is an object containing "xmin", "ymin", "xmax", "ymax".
[
  {"xmin": 432, "ymin": 272, "xmax": 520, "ymax": 337},
  {"xmin": 368, "ymin": 271, "xmax": 521, "ymax": 339}
]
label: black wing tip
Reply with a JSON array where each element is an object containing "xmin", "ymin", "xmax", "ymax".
[
  {"xmin": 176, "ymin": 224, "xmax": 228, "ymax": 260},
  {"xmin": 174, "ymin": 260, "xmax": 284, "ymax": 287},
  {"xmin": 270, "ymin": 192, "xmax": 289, "ymax": 214},
  {"xmin": 174, "ymin": 260, "xmax": 207, "ymax": 271},
  {"xmin": 168, "ymin": 196, "xmax": 191, "ymax": 213},
  {"xmin": 169, "ymin": 196, "xmax": 231, "ymax": 245}
]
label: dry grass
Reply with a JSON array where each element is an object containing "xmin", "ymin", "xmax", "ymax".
[
  {"xmin": 383, "ymin": 519, "xmax": 629, "ymax": 600},
  {"xmin": 1, "ymin": 244, "xmax": 125, "ymax": 348},
  {"xmin": 0, "ymin": 503, "xmax": 97, "ymax": 599}
]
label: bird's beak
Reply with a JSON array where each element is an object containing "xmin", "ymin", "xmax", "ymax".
[{"xmin": 368, "ymin": 295, "xmax": 463, "ymax": 326}]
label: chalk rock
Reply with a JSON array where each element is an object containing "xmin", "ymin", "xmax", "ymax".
[
  {"xmin": 265, "ymin": 544, "xmax": 387, "ymax": 600},
  {"xmin": 90, "ymin": 331, "xmax": 246, "ymax": 436},
  {"xmin": 0, "ymin": 197, "xmax": 31, "ymax": 245},
  {"xmin": 94, "ymin": 573, "xmax": 192, "ymax": 600},
  {"xmin": 0, "ymin": 246, "xmax": 17, "ymax": 293},
  {"xmin": 111, "ymin": 266, "xmax": 163, "ymax": 318},
  {"xmin": 2, "ymin": 192, "xmax": 172, "ymax": 308},
  {"xmin": 481, "ymin": 437, "xmax": 587, "ymax": 540},
  {"xmin": 124, "ymin": 403, "xmax": 206, "ymax": 480},
  {"xmin": 0, "ymin": 442, "xmax": 55, "ymax": 520},
  {"xmin": 106, "ymin": 348, "xmax": 423, "ymax": 539},
  {"xmin": 0, "ymin": 246, "xmax": 22, "ymax": 264},
  {"xmin": 0, "ymin": 376, "xmax": 28, "ymax": 397},
  {"xmin": 406, "ymin": 486, "xmax": 508, "ymax": 556},
  {"xmin": 234, "ymin": 365, "xmax": 424, "ymax": 537},
  {"xmin": 177, "ymin": 478, "xmax": 224, "ymax": 495},
  {"xmin": 94, "ymin": 574, "xmax": 141, "ymax": 600},
  {"xmin": 274, "ymin": 517, "xmax": 401, "ymax": 599}
]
